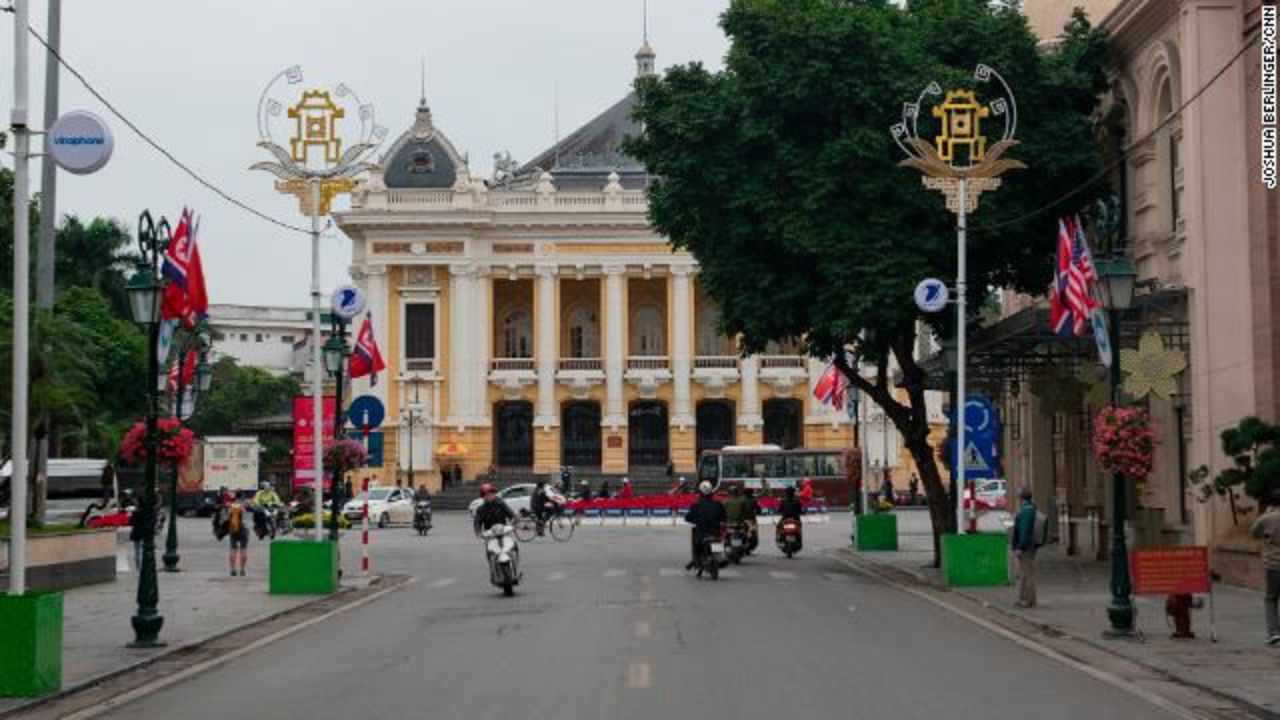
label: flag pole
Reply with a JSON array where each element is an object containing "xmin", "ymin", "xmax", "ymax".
[{"xmin": 956, "ymin": 177, "xmax": 968, "ymax": 536}]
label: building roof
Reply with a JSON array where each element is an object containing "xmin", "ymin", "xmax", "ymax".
[
  {"xmin": 380, "ymin": 101, "xmax": 466, "ymax": 190},
  {"xmin": 516, "ymin": 92, "xmax": 648, "ymax": 190}
]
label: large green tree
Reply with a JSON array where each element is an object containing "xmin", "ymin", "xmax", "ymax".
[
  {"xmin": 188, "ymin": 357, "xmax": 299, "ymax": 444},
  {"xmin": 629, "ymin": 0, "xmax": 1110, "ymax": 560}
]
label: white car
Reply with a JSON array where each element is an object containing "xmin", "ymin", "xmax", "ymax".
[
  {"xmin": 343, "ymin": 486, "xmax": 415, "ymax": 528},
  {"xmin": 467, "ymin": 483, "xmax": 536, "ymax": 518}
]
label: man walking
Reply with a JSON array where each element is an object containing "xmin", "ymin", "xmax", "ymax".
[
  {"xmin": 226, "ymin": 492, "xmax": 250, "ymax": 577},
  {"xmin": 1011, "ymin": 485, "xmax": 1039, "ymax": 608},
  {"xmin": 1250, "ymin": 488, "xmax": 1280, "ymax": 645}
]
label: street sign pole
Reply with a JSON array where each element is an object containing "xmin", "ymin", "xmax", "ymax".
[{"xmin": 956, "ymin": 177, "xmax": 968, "ymax": 536}]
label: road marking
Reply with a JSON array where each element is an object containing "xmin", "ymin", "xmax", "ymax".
[
  {"xmin": 428, "ymin": 578, "xmax": 456, "ymax": 588},
  {"xmin": 658, "ymin": 568, "xmax": 683, "ymax": 577},
  {"xmin": 546, "ymin": 571, "xmax": 567, "ymax": 581},
  {"xmin": 603, "ymin": 569, "xmax": 627, "ymax": 578},
  {"xmin": 627, "ymin": 662, "xmax": 652, "ymax": 689},
  {"xmin": 769, "ymin": 570, "xmax": 797, "ymax": 580},
  {"xmin": 824, "ymin": 572, "xmax": 853, "ymax": 582},
  {"xmin": 634, "ymin": 620, "xmax": 651, "ymax": 639}
]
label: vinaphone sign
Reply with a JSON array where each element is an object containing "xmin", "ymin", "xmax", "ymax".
[{"xmin": 46, "ymin": 110, "xmax": 114, "ymax": 175}]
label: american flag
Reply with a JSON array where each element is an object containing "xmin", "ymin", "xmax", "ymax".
[{"xmin": 1050, "ymin": 214, "xmax": 1099, "ymax": 336}]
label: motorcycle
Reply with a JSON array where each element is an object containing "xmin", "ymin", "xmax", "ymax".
[
  {"xmin": 253, "ymin": 505, "xmax": 285, "ymax": 540},
  {"xmin": 481, "ymin": 524, "xmax": 521, "ymax": 596},
  {"xmin": 413, "ymin": 497, "xmax": 433, "ymax": 536},
  {"xmin": 694, "ymin": 530, "xmax": 726, "ymax": 580},
  {"xmin": 726, "ymin": 522, "xmax": 750, "ymax": 565},
  {"xmin": 776, "ymin": 517, "xmax": 803, "ymax": 558}
]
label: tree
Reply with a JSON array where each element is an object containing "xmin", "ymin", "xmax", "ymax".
[
  {"xmin": 1190, "ymin": 417, "xmax": 1280, "ymax": 526},
  {"xmin": 53, "ymin": 216, "xmax": 137, "ymax": 317},
  {"xmin": 628, "ymin": 0, "xmax": 1110, "ymax": 562},
  {"xmin": 187, "ymin": 357, "xmax": 300, "ymax": 440}
]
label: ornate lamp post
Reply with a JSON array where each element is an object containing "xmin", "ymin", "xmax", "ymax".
[
  {"xmin": 402, "ymin": 374, "xmax": 426, "ymax": 489},
  {"xmin": 892, "ymin": 65, "xmax": 1024, "ymax": 534},
  {"xmin": 161, "ymin": 329, "xmax": 212, "ymax": 572},
  {"xmin": 124, "ymin": 211, "xmax": 171, "ymax": 647},
  {"xmin": 321, "ymin": 319, "xmax": 349, "ymax": 542},
  {"xmin": 1096, "ymin": 255, "xmax": 1137, "ymax": 636}
]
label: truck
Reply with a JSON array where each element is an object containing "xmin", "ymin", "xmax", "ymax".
[{"xmin": 177, "ymin": 436, "xmax": 261, "ymax": 515}]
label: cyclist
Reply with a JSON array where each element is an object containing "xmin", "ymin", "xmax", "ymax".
[{"xmin": 531, "ymin": 481, "xmax": 559, "ymax": 536}]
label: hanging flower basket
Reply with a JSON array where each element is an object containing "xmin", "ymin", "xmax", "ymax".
[
  {"xmin": 120, "ymin": 417, "xmax": 195, "ymax": 469},
  {"xmin": 1091, "ymin": 405, "xmax": 1156, "ymax": 480},
  {"xmin": 323, "ymin": 439, "xmax": 367, "ymax": 475}
]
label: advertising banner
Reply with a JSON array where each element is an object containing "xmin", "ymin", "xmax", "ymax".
[
  {"xmin": 1130, "ymin": 547, "xmax": 1210, "ymax": 595},
  {"xmin": 293, "ymin": 395, "xmax": 336, "ymax": 490}
]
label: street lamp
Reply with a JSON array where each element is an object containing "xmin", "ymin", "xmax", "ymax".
[
  {"xmin": 1096, "ymin": 255, "xmax": 1137, "ymax": 637},
  {"xmin": 322, "ymin": 319, "xmax": 349, "ymax": 542},
  {"xmin": 402, "ymin": 374, "xmax": 425, "ymax": 489},
  {"xmin": 162, "ymin": 327, "xmax": 212, "ymax": 572},
  {"xmin": 125, "ymin": 211, "xmax": 170, "ymax": 647}
]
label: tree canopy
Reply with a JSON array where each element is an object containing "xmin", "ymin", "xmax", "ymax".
[
  {"xmin": 187, "ymin": 356, "xmax": 299, "ymax": 442},
  {"xmin": 628, "ymin": 0, "xmax": 1111, "ymax": 554}
]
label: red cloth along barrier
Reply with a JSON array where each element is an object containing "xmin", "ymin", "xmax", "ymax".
[{"xmin": 564, "ymin": 494, "xmax": 828, "ymax": 514}]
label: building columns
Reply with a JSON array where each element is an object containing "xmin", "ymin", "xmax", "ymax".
[
  {"xmin": 604, "ymin": 264, "xmax": 626, "ymax": 429},
  {"xmin": 447, "ymin": 265, "xmax": 473, "ymax": 428},
  {"xmin": 470, "ymin": 266, "xmax": 491, "ymax": 425},
  {"xmin": 740, "ymin": 355, "xmax": 762, "ymax": 429},
  {"xmin": 535, "ymin": 265, "xmax": 558, "ymax": 428},
  {"xmin": 671, "ymin": 265, "xmax": 694, "ymax": 428}
]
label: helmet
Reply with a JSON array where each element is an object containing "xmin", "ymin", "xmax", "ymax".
[
  {"xmin": 697, "ymin": 481, "xmax": 713, "ymax": 495},
  {"xmin": 260, "ymin": 482, "xmax": 270, "ymax": 491},
  {"xmin": 478, "ymin": 483, "xmax": 497, "ymax": 497}
]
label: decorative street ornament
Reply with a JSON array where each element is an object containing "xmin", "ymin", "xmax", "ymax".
[
  {"xmin": 1075, "ymin": 363, "xmax": 1112, "ymax": 408},
  {"xmin": 1121, "ymin": 331, "xmax": 1187, "ymax": 400},
  {"xmin": 251, "ymin": 66, "xmax": 387, "ymax": 215},
  {"xmin": 892, "ymin": 65, "xmax": 1026, "ymax": 214}
]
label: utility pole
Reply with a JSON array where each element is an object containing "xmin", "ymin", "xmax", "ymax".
[{"xmin": 8, "ymin": 0, "xmax": 32, "ymax": 596}]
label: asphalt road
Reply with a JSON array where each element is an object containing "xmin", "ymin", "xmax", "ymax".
[{"xmin": 96, "ymin": 511, "xmax": 1170, "ymax": 720}]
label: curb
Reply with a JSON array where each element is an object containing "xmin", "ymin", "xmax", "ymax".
[
  {"xmin": 830, "ymin": 549, "xmax": 1278, "ymax": 720},
  {"xmin": 0, "ymin": 574, "xmax": 410, "ymax": 720}
]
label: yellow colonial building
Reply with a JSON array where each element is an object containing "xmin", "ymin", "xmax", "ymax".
[{"xmin": 335, "ymin": 48, "xmax": 853, "ymax": 490}]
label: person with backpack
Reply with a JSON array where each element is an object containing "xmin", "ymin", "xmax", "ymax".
[
  {"xmin": 226, "ymin": 492, "xmax": 250, "ymax": 576},
  {"xmin": 1011, "ymin": 484, "xmax": 1044, "ymax": 608}
]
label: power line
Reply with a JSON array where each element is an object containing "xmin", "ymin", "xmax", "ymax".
[
  {"xmin": 22, "ymin": 23, "xmax": 313, "ymax": 235},
  {"xmin": 973, "ymin": 31, "xmax": 1260, "ymax": 235}
]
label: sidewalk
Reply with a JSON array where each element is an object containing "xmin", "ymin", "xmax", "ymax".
[
  {"xmin": 852, "ymin": 509, "xmax": 1280, "ymax": 715},
  {"xmin": 0, "ymin": 521, "xmax": 358, "ymax": 715}
]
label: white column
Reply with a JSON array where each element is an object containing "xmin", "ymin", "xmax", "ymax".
[
  {"xmin": 740, "ymin": 354, "xmax": 762, "ymax": 429},
  {"xmin": 604, "ymin": 264, "xmax": 626, "ymax": 429},
  {"xmin": 448, "ymin": 265, "xmax": 471, "ymax": 427},
  {"xmin": 535, "ymin": 265, "xmax": 558, "ymax": 428},
  {"xmin": 471, "ymin": 266, "xmax": 492, "ymax": 424},
  {"xmin": 671, "ymin": 265, "xmax": 694, "ymax": 427}
]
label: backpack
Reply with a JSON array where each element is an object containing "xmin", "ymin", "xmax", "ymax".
[
  {"xmin": 1032, "ymin": 509, "xmax": 1050, "ymax": 548},
  {"xmin": 228, "ymin": 504, "xmax": 243, "ymax": 535},
  {"xmin": 212, "ymin": 505, "xmax": 229, "ymax": 540}
]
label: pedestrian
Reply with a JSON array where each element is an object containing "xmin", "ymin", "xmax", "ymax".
[
  {"xmin": 128, "ymin": 497, "xmax": 148, "ymax": 571},
  {"xmin": 908, "ymin": 474, "xmax": 920, "ymax": 505},
  {"xmin": 1250, "ymin": 488, "xmax": 1280, "ymax": 645},
  {"xmin": 1011, "ymin": 485, "xmax": 1039, "ymax": 608},
  {"xmin": 226, "ymin": 491, "xmax": 250, "ymax": 577},
  {"xmin": 620, "ymin": 477, "xmax": 634, "ymax": 500},
  {"xmin": 579, "ymin": 480, "xmax": 593, "ymax": 502},
  {"xmin": 599, "ymin": 480, "xmax": 612, "ymax": 499},
  {"xmin": 344, "ymin": 479, "xmax": 354, "ymax": 503},
  {"xmin": 880, "ymin": 474, "xmax": 894, "ymax": 507}
]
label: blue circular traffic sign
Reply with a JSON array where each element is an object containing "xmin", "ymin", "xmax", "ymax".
[{"xmin": 347, "ymin": 395, "xmax": 385, "ymax": 429}]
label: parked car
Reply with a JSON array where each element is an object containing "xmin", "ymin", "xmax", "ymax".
[
  {"xmin": 467, "ymin": 483, "xmax": 536, "ymax": 518},
  {"xmin": 342, "ymin": 486, "xmax": 415, "ymax": 528},
  {"xmin": 974, "ymin": 479, "xmax": 1008, "ymax": 508}
]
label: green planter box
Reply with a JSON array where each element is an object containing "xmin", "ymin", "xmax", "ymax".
[
  {"xmin": 855, "ymin": 513, "xmax": 899, "ymax": 551},
  {"xmin": 941, "ymin": 533, "xmax": 1009, "ymax": 587},
  {"xmin": 0, "ymin": 592, "xmax": 62, "ymax": 697},
  {"xmin": 269, "ymin": 540, "xmax": 338, "ymax": 595}
]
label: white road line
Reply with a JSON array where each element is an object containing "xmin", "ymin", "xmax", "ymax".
[
  {"xmin": 769, "ymin": 570, "xmax": 798, "ymax": 580},
  {"xmin": 627, "ymin": 662, "xmax": 652, "ymax": 689},
  {"xmin": 603, "ymin": 569, "xmax": 627, "ymax": 578},
  {"xmin": 546, "ymin": 571, "xmax": 567, "ymax": 581},
  {"xmin": 634, "ymin": 620, "xmax": 651, "ymax": 639},
  {"xmin": 428, "ymin": 578, "xmax": 456, "ymax": 588}
]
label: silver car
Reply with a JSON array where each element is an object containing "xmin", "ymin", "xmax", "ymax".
[
  {"xmin": 343, "ymin": 486, "xmax": 415, "ymax": 528},
  {"xmin": 467, "ymin": 483, "xmax": 536, "ymax": 518}
]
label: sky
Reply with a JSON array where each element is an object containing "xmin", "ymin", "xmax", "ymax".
[{"xmin": 0, "ymin": 1, "xmax": 730, "ymax": 307}]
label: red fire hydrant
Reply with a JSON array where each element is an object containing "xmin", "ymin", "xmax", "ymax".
[{"xmin": 1165, "ymin": 593, "xmax": 1195, "ymax": 639}]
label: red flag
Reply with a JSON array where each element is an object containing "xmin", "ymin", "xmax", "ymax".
[
  {"xmin": 813, "ymin": 362, "xmax": 847, "ymax": 409},
  {"xmin": 349, "ymin": 313, "xmax": 386, "ymax": 385},
  {"xmin": 160, "ymin": 209, "xmax": 208, "ymax": 327}
]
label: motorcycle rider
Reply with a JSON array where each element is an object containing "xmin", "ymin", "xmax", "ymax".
[
  {"xmin": 684, "ymin": 481, "xmax": 727, "ymax": 572},
  {"xmin": 252, "ymin": 482, "xmax": 282, "ymax": 508},
  {"xmin": 776, "ymin": 485, "xmax": 804, "ymax": 543},
  {"xmin": 473, "ymin": 483, "xmax": 515, "ymax": 536},
  {"xmin": 743, "ymin": 487, "xmax": 762, "ymax": 551}
]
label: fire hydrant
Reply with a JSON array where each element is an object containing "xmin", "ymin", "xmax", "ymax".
[{"xmin": 1165, "ymin": 593, "xmax": 1195, "ymax": 639}]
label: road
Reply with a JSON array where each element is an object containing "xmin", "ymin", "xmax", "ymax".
[{"xmin": 95, "ymin": 511, "xmax": 1169, "ymax": 720}]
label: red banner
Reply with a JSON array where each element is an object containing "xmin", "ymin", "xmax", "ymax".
[
  {"xmin": 1130, "ymin": 546, "xmax": 1210, "ymax": 595},
  {"xmin": 293, "ymin": 395, "xmax": 335, "ymax": 490}
]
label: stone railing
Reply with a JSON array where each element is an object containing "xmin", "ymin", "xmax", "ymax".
[
  {"xmin": 405, "ymin": 358, "xmax": 436, "ymax": 373},
  {"xmin": 627, "ymin": 356, "xmax": 670, "ymax": 371},
  {"xmin": 490, "ymin": 358, "xmax": 535, "ymax": 372},
  {"xmin": 693, "ymin": 356, "xmax": 738, "ymax": 370},
  {"xmin": 760, "ymin": 356, "xmax": 806, "ymax": 370},
  {"xmin": 558, "ymin": 358, "xmax": 603, "ymax": 372},
  {"xmin": 366, "ymin": 188, "xmax": 648, "ymax": 213}
]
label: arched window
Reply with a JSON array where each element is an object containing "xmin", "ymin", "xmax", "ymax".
[
  {"xmin": 568, "ymin": 306, "xmax": 599, "ymax": 358},
  {"xmin": 1156, "ymin": 78, "xmax": 1180, "ymax": 229},
  {"xmin": 696, "ymin": 304, "xmax": 734, "ymax": 356},
  {"xmin": 631, "ymin": 306, "xmax": 665, "ymax": 356},
  {"xmin": 501, "ymin": 308, "xmax": 532, "ymax": 358}
]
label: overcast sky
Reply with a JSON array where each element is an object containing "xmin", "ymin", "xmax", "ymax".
[{"xmin": 0, "ymin": 1, "xmax": 730, "ymax": 307}]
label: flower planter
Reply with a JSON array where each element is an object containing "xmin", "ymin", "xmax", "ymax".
[
  {"xmin": 941, "ymin": 532, "xmax": 1009, "ymax": 587},
  {"xmin": 0, "ymin": 528, "xmax": 117, "ymax": 592},
  {"xmin": 269, "ymin": 539, "xmax": 338, "ymax": 595},
  {"xmin": 0, "ymin": 592, "xmax": 62, "ymax": 697},
  {"xmin": 855, "ymin": 513, "xmax": 899, "ymax": 551}
]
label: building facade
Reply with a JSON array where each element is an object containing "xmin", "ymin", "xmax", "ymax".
[
  {"xmin": 336, "ymin": 49, "xmax": 854, "ymax": 490},
  {"xmin": 207, "ymin": 304, "xmax": 314, "ymax": 376}
]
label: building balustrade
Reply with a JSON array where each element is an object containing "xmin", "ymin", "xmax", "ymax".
[
  {"xmin": 760, "ymin": 356, "xmax": 806, "ymax": 370},
  {"xmin": 559, "ymin": 357, "xmax": 604, "ymax": 372},
  {"xmin": 405, "ymin": 358, "xmax": 436, "ymax": 373},
  {"xmin": 365, "ymin": 188, "xmax": 648, "ymax": 213},
  {"xmin": 626, "ymin": 356, "xmax": 670, "ymax": 371},
  {"xmin": 693, "ymin": 356, "xmax": 738, "ymax": 370},
  {"xmin": 490, "ymin": 358, "xmax": 536, "ymax": 372}
]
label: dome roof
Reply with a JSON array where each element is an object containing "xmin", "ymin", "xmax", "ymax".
[{"xmin": 381, "ymin": 101, "xmax": 465, "ymax": 189}]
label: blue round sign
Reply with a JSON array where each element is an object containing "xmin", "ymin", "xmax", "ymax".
[{"xmin": 347, "ymin": 395, "xmax": 385, "ymax": 429}]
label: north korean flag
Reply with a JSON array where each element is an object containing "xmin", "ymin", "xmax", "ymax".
[{"xmin": 349, "ymin": 312, "xmax": 386, "ymax": 386}]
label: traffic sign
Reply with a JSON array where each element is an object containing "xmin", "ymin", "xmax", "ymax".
[
  {"xmin": 1090, "ymin": 308, "xmax": 1112, "ymax": 368},
  {"xmin": 347, "ymin": 395, "xmax": 385, "ymax": 429},
  {"xmin": 963, "ymin": 396, "xmax": 997, "ymax": 436},
  {"xmin": 330, "ymin": 285, "xmax": 366, "ymax": 320},
  {"xmin": 914, "ymin": 278, "xmax": 949, "ymax": 313},
  {"xmin": 950, "ymin": 395, "xmax": 1000, "ymax": 480}
]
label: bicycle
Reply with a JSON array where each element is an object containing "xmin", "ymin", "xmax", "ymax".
[{"xmin": 514, "ymin": 509, "xmax": 575, "ymax": 543}]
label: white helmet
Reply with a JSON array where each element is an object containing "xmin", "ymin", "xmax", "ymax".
[{"xmin": 697, "ymin": 481, "xmax": 713, "ymax": 495}]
